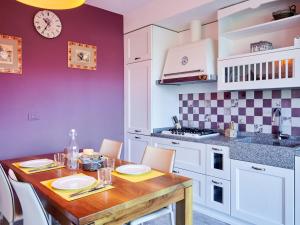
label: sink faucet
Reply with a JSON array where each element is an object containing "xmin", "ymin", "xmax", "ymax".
[{"xmin": 272, "ymin": 108, "xmax": 282, "ymax": 140}]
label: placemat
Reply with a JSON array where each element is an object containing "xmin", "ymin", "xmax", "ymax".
[
  {"xmin": 13, "ymin": 162, "xmax": 64, "ymax": 174},
  {"xmin": 41, "ymin": 173, "xmax": 114, "ymax": 201},
  {"xmin": 112, "ymin": 170, "xmax": 164, "ymax": 183}
]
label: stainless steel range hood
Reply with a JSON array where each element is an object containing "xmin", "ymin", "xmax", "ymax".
[{"xmin": 158, "ymin": 20, "xmax": 217, "ymax": 85}]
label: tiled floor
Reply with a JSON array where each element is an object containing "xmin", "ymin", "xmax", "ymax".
[{"xmin": 145, "ymin": 211, "xmax": 229, "ymax": 225}]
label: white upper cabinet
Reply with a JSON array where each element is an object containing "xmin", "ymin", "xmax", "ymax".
[
  {"xmin": 217, "ymin": 0, "xmax": 300, "ymax": 91},
  {"xmin": 125, "ymin": 26, "xmax": 152, "ymax": 64},
  {"xmin": 231, "ymin": 160, "xmax": 294, "ymax": 225},
  {"xmin": 125, "ymin": 60, "xmax": 151, "ymax": 135}
]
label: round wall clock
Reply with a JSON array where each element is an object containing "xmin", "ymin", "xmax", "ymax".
[{"xmin": 34, "ymin": 10, "xmax": 62, "ymax": 39}]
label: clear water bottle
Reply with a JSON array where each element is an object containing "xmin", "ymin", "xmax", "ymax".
[{"xmin": 67, "ymin": 129, "xmax": 79, "ymax": 170}]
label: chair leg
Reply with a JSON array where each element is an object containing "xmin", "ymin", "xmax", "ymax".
[
  {"xmin": 170, "ymin": 211, "xmax": 175, "ymax": 225},
  {"xmin": 48, "ymin": 214, "xmax": 52, "ymax": 225}
]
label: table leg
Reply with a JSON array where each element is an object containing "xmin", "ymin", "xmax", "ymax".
[{"xmin": 176, "ymin": 186, "xmax": 193, "ymax": 225}]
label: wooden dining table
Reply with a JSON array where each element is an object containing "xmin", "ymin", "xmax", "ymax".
[{"xmin": 1, "ymin": 153, "xmax": 193, "ymax": 225}]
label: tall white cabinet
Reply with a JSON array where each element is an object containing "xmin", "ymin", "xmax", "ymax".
[{"xmin": 124, "ymin": 25, "xmax": 178, "ymax": 162}]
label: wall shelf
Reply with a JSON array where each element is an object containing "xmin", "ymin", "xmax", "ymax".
[{"xmin": 222, "ymin": 14, "xmax": 300, "ymax": 40}]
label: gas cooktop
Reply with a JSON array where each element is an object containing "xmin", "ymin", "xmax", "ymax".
[{"xmin": 161, "ymin": 128, "xmax": 219, "ymax": 139}]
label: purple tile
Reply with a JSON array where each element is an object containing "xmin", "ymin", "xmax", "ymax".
[
  {"xmin": 179, "ymin": 94, "xmax": 183, "ymax": 101},
  {"xmin": 292, "ymin": 89, "xmax": 300, "ymax": 98},
  {"xmin": 217, "ymin": 100, "xmax": 224, "ymax": 107},
  {"xmin": 292, "ymin": 127, "xmax": 300, "ymax": 136},
  {"xmin": 263, "ymin": 99, "xmax": 272, "ymax": 107},
  {"xmin": 183, "ymin": 101, "xmax": 188, "ymax": 107},
  {"xmin": 211, "ymin": 122, "xmax": 218, "ymax": 129},
  {"xmin": 239, "ymin": 124, "xmax": 246, "ymax": 132},
  {"xmin": 254, "ymin": 108, "xmax": 263, "ymax": 116},
  {"xmin": 246, "ymin": 99, "xmax": 254, "ymax": 107},
  {"xmin": 231, "ymin": 115, "xmax": 238, "ymax": 123},
  {"xmin": 272, "ymin": 90, "xmax": 281, "ymax": 99},
  {"xmin": 239, "ymin": 108, "xmax": 246, "ymax": 115},
  {"xmin": 246, "ymin": 116, "xmax": 254, "ymax": 124},
  {"xmin": 217, "ymin": 115, "xmax": 224, "ymax": 122},
  {"xmin": 193, "ymin": 114, "xmax": 199, "ymax": 121},
  {"xmin": 254, "ymin": 90, "xmax": 263, "ymax": 99},
  {"xmin": 188, "ymin": 107, "xmax": 193, "ymax": 114},
  {"xmin": 211, "ymin": 107, "xmax": 217, "ymax": 114},
  {"xmin": 281, "ymin": 99, "xmax": 291, "ymax": 108},
  {"xmin": 199, "ymin": 107, "xmax": 205, "ymax": 114},
  {"xmin": 193, "ymin": 100, "xmax": 199, "ymax": 107},
  {"xmin": 199, "ymin": 93, "xmax": 205, "ymax": 100},
  {"xmin": 179, "ymin": 107, "xmax": 183, "ymax": 114},
  {"xmin": 292, "ymin": 108, "xmax": 300, "ymax": 117},
  {"xmin": 224, "ymin": 92, "xmax": 231, "ymax": 100},
  {"xmin": 272, "ymin": 126, "xmax": 279, "ymax": 135},
  {"xmin": 183, "ymin": 114, "xmax": 188, "ymax": 120},
  {"xmin": 188, "ymin": 94, "xmax": 193, "ymax": 100},
  {"xmin": 239, "ymin": 91, "xmax": 246, "ymax": 99},
  {"xmin": 263, "ymin": 117, "xmax": 272, "ymax": 125},
  {"xmin": 224, "ymin": 123, "xmax": 230, "ymax": 130},
  {"xmin": 211, "ymin": 92, "xmax": 217, "ymax": 100}
]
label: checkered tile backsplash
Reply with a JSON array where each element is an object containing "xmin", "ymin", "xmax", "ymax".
[{"xmin": 179, "ymin": 89, "xmax": 300, "ymax": 136}]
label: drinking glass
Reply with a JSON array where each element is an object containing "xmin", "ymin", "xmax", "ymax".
[
  {"xmin": 54, "ymin": 153, "xmax": 66, "ymax": 166},
  {"xmin": 105, "ymin": 158, "xmax": 115, "ymax": 171},
  {"xmin": 98, "ymin": 168, "xmax": 112, "ymax": 185}
]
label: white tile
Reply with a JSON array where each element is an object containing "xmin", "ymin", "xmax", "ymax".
[
  {"xmin": 199, "ymin": 114, "xmax": 205, "ymax": 121},
  {"xmin": 231, "ymin": 107, "xmax": 238, "ymax": 116},
  {"xmin": 224, "ymin": 115, "xmax": 231, "ymax": 123},
  {"xmin": 292, "ymin": 117, "xmax": 300, "ymax": 127},
  {"xmin": 282, "ymin": 117, "xmax": 291, "ymax": 126},
  {"xmin": 183, "ymin": 108, "xmax": 188, "ymax": 114},
  {"xmin": 231, "ymin": 91, "xmax": 238, "ymax": 99},
  {"xmin": 263, "ymin": 108, "xmax": 272, "ymax": 116},
  {"xmin": 211, "ymin": 100, "xmax": 217, "ymax": 107},
  {"xmin": 254, "ymin": 99, "xmax": 263, "ymax": 108},
  {"xmin": 193, "ymin": 108, "xmax": 199, "ymax": 114},
  {"xmin": 205, "ymin": 100, "xmax": 211, "ymax": 107},
  {"xmin": 263, "ymin": 90, "xmax": 272, "ymax": 99},
  {"xmin": 292, "ymin": 99, "xmax": 300, "ymax": 108},
  {"xmin": 239, "ymin": 99, "xmax": 246, "ymax": 107},
  {"xmin": 205, "ymin": 122, "xmax": 211, "ymax": 129},
  {"xmin": 262, "ymin": 125, "xmax": 272, "ymax": 134},
  {"xmin": 246, "ymin": 108, "xmax": 254, "ymax": 116},
  {"xmin": 182, "ymin": 94, "xmax": 188, "ymax": 101},
  {"xmin": 272, "ymin": 99, "xmax": 281, "ymax": 107},
  {"xmin": 254, "ymin": 124, "xmax": 263, "ymax": 133},
  {"xmin": 218, "ymin": 123, "xmax": 224, "ymax": 130},
  {"xmin": 199, "ymin": 100, "xmax": 205, "ymax": 107},
  {"xmin": 211, "ymin": 115, "xmax": 217, "ymax": 122},
  {"xmin": 282, "ymin": 108, "xmax": 291, "ymax": 118},
  {"xmin": 205, "ymin": 93, "xmax": 211, "ymax": 100},
  {"xmin": 224, "ymin": 108, "xmax": 231, "ymax": 116},
  {"xmin": 193, "ymin": 121, "xmax": 199, "ymax": 128},
  {"xmin": 193, "ymin": 93, "xmax": 199, "ymax": 101},
  {"xmin": 246, "ymin": 124, "xmax": 255, "ymax": 132},
  {"xmin": 217, "ymin": 107, "xmax": 224, "ymax": 115},
  {"xmin": 188, "ymin": 100, "xmax": 193, "ymax": 107},
  {"xmin": 282, "ymin": 125, "xmax": 291, "ymax": 135},
  {"xmin": 188, "ymin": 114, "xmax": 193, "ymax": 121},
  {"xmin": 182, "ymin": 120, "xmax": 188, "ymax": 127},
  {"xmin": 224, "ymin": 100, "xmax": 231, "ymax": 108},
  {"xmin": 254, "ymin": 116, "xmax": 263, "ymax": 125},
  {"xmin": 282, "ymin": 89, "xmax": 291, "ymax": 98},
  {"xmin": 238, "ymin": 116, "xmax": 246, "ymax": 124},
  {"xmin": 205, "ymin": 108, "xmax": 211, "ymax": 114},
  {"xmin": 217, "ymin": 92, "xmax": 224, "ymax": 99},
  {"xmin": 246, "ymin": 90, "xmax": 254, "ymax": 99}
]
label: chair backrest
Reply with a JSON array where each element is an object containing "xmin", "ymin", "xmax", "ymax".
[
  {"xmin": 141, "ymin": 146, "xmax": 175, "ymax": 173},
  {"xmin": 0, "ymin": 164, "xmax": 15, "ymax": 223},
  {"xmin": 99, "ymin": 139, "xmax": 123, "ymax": 159},
  {"xmin": 8, "ymin": 169, "xmax": 50, "ymax": 225}
]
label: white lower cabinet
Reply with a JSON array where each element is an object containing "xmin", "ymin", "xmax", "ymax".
[
  {"xmin": 126, "ymin": 133, "xmax": 151, "ymax": 164},
  {"xmin": 231, "ymin": 160, "xmax": 294, "ymax": 225},
  {"xmin": 173, "ymin": 167, "xmax": 206, "ymax": 205},
  {"xmin": 206, "ymin": 176, "xmax": 231, "ymax": 215}
]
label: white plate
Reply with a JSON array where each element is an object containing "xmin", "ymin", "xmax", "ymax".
[
  {"xmin": 51, "ymin": 175, "xmax": 97, "ymax": 190},
  {"xmin": 116, "ymin": 164, "xmax": 151, "ymax": 175},
  {"xmin": 19, "ymin": 159, "xmax": 54, "ymax": 168}
]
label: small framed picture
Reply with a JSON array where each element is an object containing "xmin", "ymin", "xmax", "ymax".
[
  {"xmin": 0, "ymin": 34, "xmax": 22, "ymax": 74},
  {"xmin": 68, "ymin": 41, "xmax": 97, "ymax": 70}
]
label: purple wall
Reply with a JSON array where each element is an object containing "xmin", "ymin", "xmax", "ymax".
[{"xmin": 0, "ymin": 0, "xmax": 124, "ymax": 159}]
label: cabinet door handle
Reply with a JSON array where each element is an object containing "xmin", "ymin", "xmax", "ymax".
[
  {"xmin": 212, "ymin": 180, "xmax": 222, "ymax": 185},
  {"xmin": 134, "ymin": 136, "xmax": 141, "ymax": 139},
  {"xmin": 134, "ymin": 57, "xmax": 141, "ymax": 60},
  {"xmin": 171, "ymin": 141, "xmax": 180, "ymax": 145},
  {"xmin": 251, "ymin": 166, "xmax": 266, "ymax": 171},
  {"xmin": 173, "ymin": 170, "xmax": 180, "ymax": 174},
  {"xmin": 212, "ymin": 147, "xmax": 222, "ymax": 152},
  {"xmin": 134, "ymin": 130, "xmax": 141, "ymax": 133}
]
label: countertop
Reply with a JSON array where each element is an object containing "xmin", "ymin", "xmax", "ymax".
[{"xmin": 152, "ymin": 132, "xmax": 300, "ymax": 170}]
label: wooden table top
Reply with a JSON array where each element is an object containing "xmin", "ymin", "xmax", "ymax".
[{"xmin": 1, "ymin": 154, "xmax": 192, "ymax": 225}]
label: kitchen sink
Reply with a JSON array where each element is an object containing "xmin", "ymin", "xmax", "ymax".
[{"xmin": 235, "ymin": 136, "xmax": 300, "ymax": 148}]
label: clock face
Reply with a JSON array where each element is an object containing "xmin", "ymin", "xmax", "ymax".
[{"xmin": 34, "ymin": 10, "xmax": 62, "ymax": 39}]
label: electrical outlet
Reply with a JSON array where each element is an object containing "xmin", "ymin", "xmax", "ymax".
[{"xmin": 28, "ymin": 112, "xmax": 40, "ymax": 121}]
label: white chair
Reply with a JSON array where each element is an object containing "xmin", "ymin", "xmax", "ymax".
[
  {"xmin": 8, "ymin": 169, "xmax": 50, "ymax": 225},
  {"xmin": 129, "ymin": 146, "xmax": 176, "ymax": 225},
  {"xmin": 0, "ymin": 164, "xmax": 22, "ymax": 225},
  {"xmin": 99, "ymin": 139, "xmax": 123, "ymax": 159}
]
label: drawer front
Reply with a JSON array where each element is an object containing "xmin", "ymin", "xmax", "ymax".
[
  {"xmin": 173, "ymin": 167, "xmax": 206, "ymax": 205},
  {"xmin": 206, "ymin": 144, "xmax": 230, "ymax": 180},
  {"xmin": 152, "ymin": 137, "xmax": 206, "ymax": 173},
  {"xmin": 206, "ymin": 176, "xmax": 231, "ymax": 215}
]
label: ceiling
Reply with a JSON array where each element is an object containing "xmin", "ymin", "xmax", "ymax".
[{"xmin": 86, "ymin": 0, "xmax": 152, "ymax": 14}]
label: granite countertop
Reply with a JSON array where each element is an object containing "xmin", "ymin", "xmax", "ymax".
[{"xmin": 152, "ymin": 132, "xmax": 300, "ymax": 170}]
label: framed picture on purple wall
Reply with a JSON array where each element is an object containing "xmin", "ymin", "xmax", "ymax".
[
  {"xmin": 0, "ymin": 34, "xmax": 22, "ymax": 74},
  {"xmin": 68, "ymin": 41, "xmax": 97, "ymax": 70}
]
